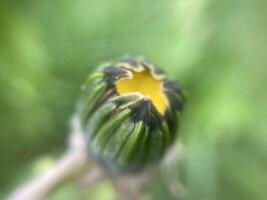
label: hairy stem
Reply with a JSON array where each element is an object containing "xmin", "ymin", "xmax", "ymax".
[{"xmin": 8, "ymin": 115, "xmax": 90, "ymax": 200}]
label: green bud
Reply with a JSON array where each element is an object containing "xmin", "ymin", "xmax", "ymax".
[{"xmin": 78, "ymin": 57, "xmax": 185, "ymax": 174}]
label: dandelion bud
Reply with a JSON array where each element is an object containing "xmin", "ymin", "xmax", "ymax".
[{"xmin": 78, "ymin": 58, "xmax": 185, "ymax": 173}]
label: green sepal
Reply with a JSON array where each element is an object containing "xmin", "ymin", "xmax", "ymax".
[
  {"xmin": 100, "ymin": 118, "xmax": 135, "ymax": 172},
  {"xmin": 84, "ymin": 101, "xmax": 117, "ymax": 141},
  {"xmin": 91, "ymin": 108, "xmax": 132, "ymax": 153},
  {"xmin": 115, "ymin": 121, "xmax": 145, "ymax": 170},
  {"xmin": 80, "ymin": 81, "xmax": 107, "ymax": 123},
  {"xmin": 146, "ymin": 129, "xmax": 165, "ymax": 163}
]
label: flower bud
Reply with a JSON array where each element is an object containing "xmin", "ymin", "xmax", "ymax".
[{"xmin": 78, "ymin": 58, "xmax": 185, "ymax": 173}]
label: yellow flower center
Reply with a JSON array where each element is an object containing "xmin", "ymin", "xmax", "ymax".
[{"xmin": 115, "ymin": 69, "xmax": 169, "ymax": 115}]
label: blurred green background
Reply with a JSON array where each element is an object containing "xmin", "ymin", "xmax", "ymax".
[{"xmin": 0, "ymin": 0, "xmax": 266, "ymax": 199}]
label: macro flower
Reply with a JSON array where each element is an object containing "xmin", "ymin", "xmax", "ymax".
[{"xmin": 78, "ymin": 57, "xmax": 185, "ymax": 173}]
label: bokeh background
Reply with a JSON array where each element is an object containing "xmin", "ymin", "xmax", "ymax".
[{"xmin": 0, "ymin": 0, "xmax": 266, "ymax": 199}]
